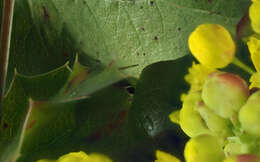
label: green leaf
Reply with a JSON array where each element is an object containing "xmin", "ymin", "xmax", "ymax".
[
  {"xmin": 27, "ymin": 0, "xmax": 250, "ymax": 77},
  {"xmin": 17, "ymin": 63, "xmax": 71, "ymax": 101},
  {"xmin": 128, "ymin": 56, "xmax": 192, "ymax": 160},
  {"xmin": 0, "ymin": 0, "xmax": 76, "ymax": 92},
  {"xmin": 0, "ymin": 75, "xmax": 30, "ymax": 162},
  {"xmin": 0, "ymin": 65, "xmax": 71, "ymax": 162},
  {"xmin": 53, "ymin": 59, "xmax": 126, "ymax": 102},
  {"xmin": 17, "ymin": 86, "xmax": 132, "ymax": 162}
]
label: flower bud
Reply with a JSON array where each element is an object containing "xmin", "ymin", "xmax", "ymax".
[
  {"xmin": 202, "ymin": 72, "xmax": 250, "ymax": 118},
  {"xmin": 184, "ymin": 134, "xmax": 225, "ymax": 162},
  {"xmin": 239, "ymin": 91, "xmax": 260, "ymax": 136},
  {"xmin": 179, "ymin": 91, "xmax": 210, "ymax": 137},
  {"xmin": 197, "ymin": 102, "xmax": 233, "ymax": 138},
  {"xmin": 224, "ymin": 142, "xmax": 250, "ymax": 157},
  {"xmin": 188, "ymin": 24, "xmax": 235, "ymax": 68}
]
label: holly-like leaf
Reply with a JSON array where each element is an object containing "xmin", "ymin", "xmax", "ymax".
[
  {"xmin": 0, "ymin": 1, "xmax": 76, "ymax": 92},
  {"xmin": 17, "ymin": 85, "xmax": 132, "ymax": 162},
  {"xmin": 0, "ymin": 65, "xmax": 70, "ymax": 162},
  {"xmin": 0, "ymin": 75, "xmax": 30, "ymax": 162}
]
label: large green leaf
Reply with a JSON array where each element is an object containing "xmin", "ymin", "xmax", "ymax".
[{"xmin": 27, "ymin": 0, "xmax": 250, "ymax": 77}]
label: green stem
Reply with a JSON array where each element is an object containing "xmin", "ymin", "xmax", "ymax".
[
  {"xmin": 0, "ymin": 0, "xmax": 15, "ymax": 120},
  {"xmin": 232, "ymin": 57, "xmax": 255, "ymax": 75}
]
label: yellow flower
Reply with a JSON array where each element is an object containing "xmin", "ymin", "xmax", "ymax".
[
  {"xmin": 249, "ymin": 0, "xmax": 260, "ymax": 34},
  {"xmin": 247, "ymin": 36, "xmax": 260, "ymax": 72},
  {"xmin": 57, "ymin": 152, "xmax": 88, "ymax": 162},
  {"xmin": 250, "ymin": 72, "xmax": 260, "ymax": 89},
  {"xmin": 247, "ymin": 36, "xmax": 260, "ymax": 89},
  {"xmin": 179, "ymin": 91, "xmax": 210, "ymax": 137},
  {"xmin": 222, "ymin": 156, "xmax": 235, "ymax": 162},
  {"xmin": 155, "ymin": 150, "xmax": 181, "ymax": 162},
  {"xmin": 184, "ymin": 62, "xmax": 215, "ymax": 92},
  {"xmin": 37, "ymin": 160, "xmax": 55, "ymax": 162},
  {"xmin": 37, "ymin": 151, "xmax": 113, "ymax": 162},
  {"xmin": 188, "ymin": 24, "xmax": 236, "ymax": 68}
]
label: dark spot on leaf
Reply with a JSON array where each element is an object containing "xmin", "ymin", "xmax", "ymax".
[
  {"xmin": 208, "ymin": 0, "xmax": 212, "ymax": 3},
  {"xmin": 108, "ymin": 60, "xmax": 116, "ymax": 67},
  {"xmin": 114, "ymin": 80, "xmax": 132, "ymax": 88},
  {"xmin": 85, "ymin": 132, "xmax": 102, "ymax": 143},
  {"xmin": 154, "ymin": 36, "xmax": 158, "ymax": 41},
  {"xmin": 26, "ymin": 120, "xmax": 36, "ymax": 130},
  {"xmin": 83, "ymin": 0, "xmax": 86, "ymax": 4},
  {"xmin": 3, "ymin": 123, "xmax": 8, "ymax": 129},
  {"xmin": 140, "ymin": 6, "xmax": 144, "ymax": 9},
  {"xmin": 128, "ymin": 97, "xmax": 133, "ymax": 102},
  {"xmin": 178, "ymin": 27, "xmax": 181, "ymax": 31},
  {"xmin": 32, "ymin": 101, "xmax": 47, "ymax": 108},
  {"xmin": 150, "ymin": 1, "xmax": 154, "ymax": 6},
  {"xmin": 141, "ymin": 27, "xmax": 145, "ymax": 31},
  {"xmin": 143, "ymin": 53, "xmax": 146, "ymax": 56},
  {"xmin": 42, "ymin": 6, "xmax": 50, "ymax": 21},
  {"xmin": 65, "ymin": 70, "xmax": 90, "ymax": 94},
  {"xmin": 63, "ymin": 52, "xmax": 69, "ymax": 58},
  {"xmin": 137, "ymin": 52, "xmax": 140, "ymax": 56},
  {"xmin": 118, "ymin": 64, "xmax": 139, "ymax": 70},
  {"xmin": 85, "ymin": 111, "xmax": 128, "ymax": 143},
  {"xmin": 127, "ymin": 86, "xmax": 135, "ymax": 94}
]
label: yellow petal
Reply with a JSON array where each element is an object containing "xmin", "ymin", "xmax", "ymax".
[
  {"xmin": 188, "ymin": 24, "xmax": 236, "ymax": 68},
  {"xmin": 249, "ymin": 1, "xmax": 260, "ymax": 34},
  {"xmin": 57, "ymin": 151, "xmax": 88, "ymax": 162},
  {"xmin": 37, "ymin": 160, "xmax": 56, "ymax": 162},
  {"xmin": 87, "ymin": 153, "xmax": 113, "ymax": 162},
  {"xmin": 169, "ymin": 110, "xmax": 180, "ymax": 124},
  {"xmin": 247, "ymin": 36, "xmax": 260, "ymax": 72},
  {"xmin": 179, "ymin": 91, "xmax": 210, "ymax": 137},
  {"xmin": 38, "ymin": 151, "xmax": 113, "ymax": 162},
  {"xmin": 250, "ymin": 72, "xmax": 260, "ymax": 89},
  {"xmin": 155, "ymin": 150, "xmax": 181, "ymax": 162},
  {"xmin": 222, "ymin": 156, "xmax": 235, "ymax": 162},
  {"xmin": 184, "ymin": 62, "xmax": 215, "ymax": 92}
]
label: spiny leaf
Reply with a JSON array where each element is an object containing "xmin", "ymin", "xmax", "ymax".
[
  {"xmin": 0, "ymin": 64, "xmax": 71, "ymax": 162},
  {"xmin": 53, "ymin": 59, "xmax": 126, "ymax": 103}
]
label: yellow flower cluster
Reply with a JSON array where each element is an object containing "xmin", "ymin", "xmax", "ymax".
[{"xmin": 168, "ymin": 1, "xmax": 260, "ymax": 161}]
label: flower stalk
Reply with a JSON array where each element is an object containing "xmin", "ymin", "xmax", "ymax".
[{"xmin": 0, "ymin": 0, "xmax": 15, "ymax": 120}]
